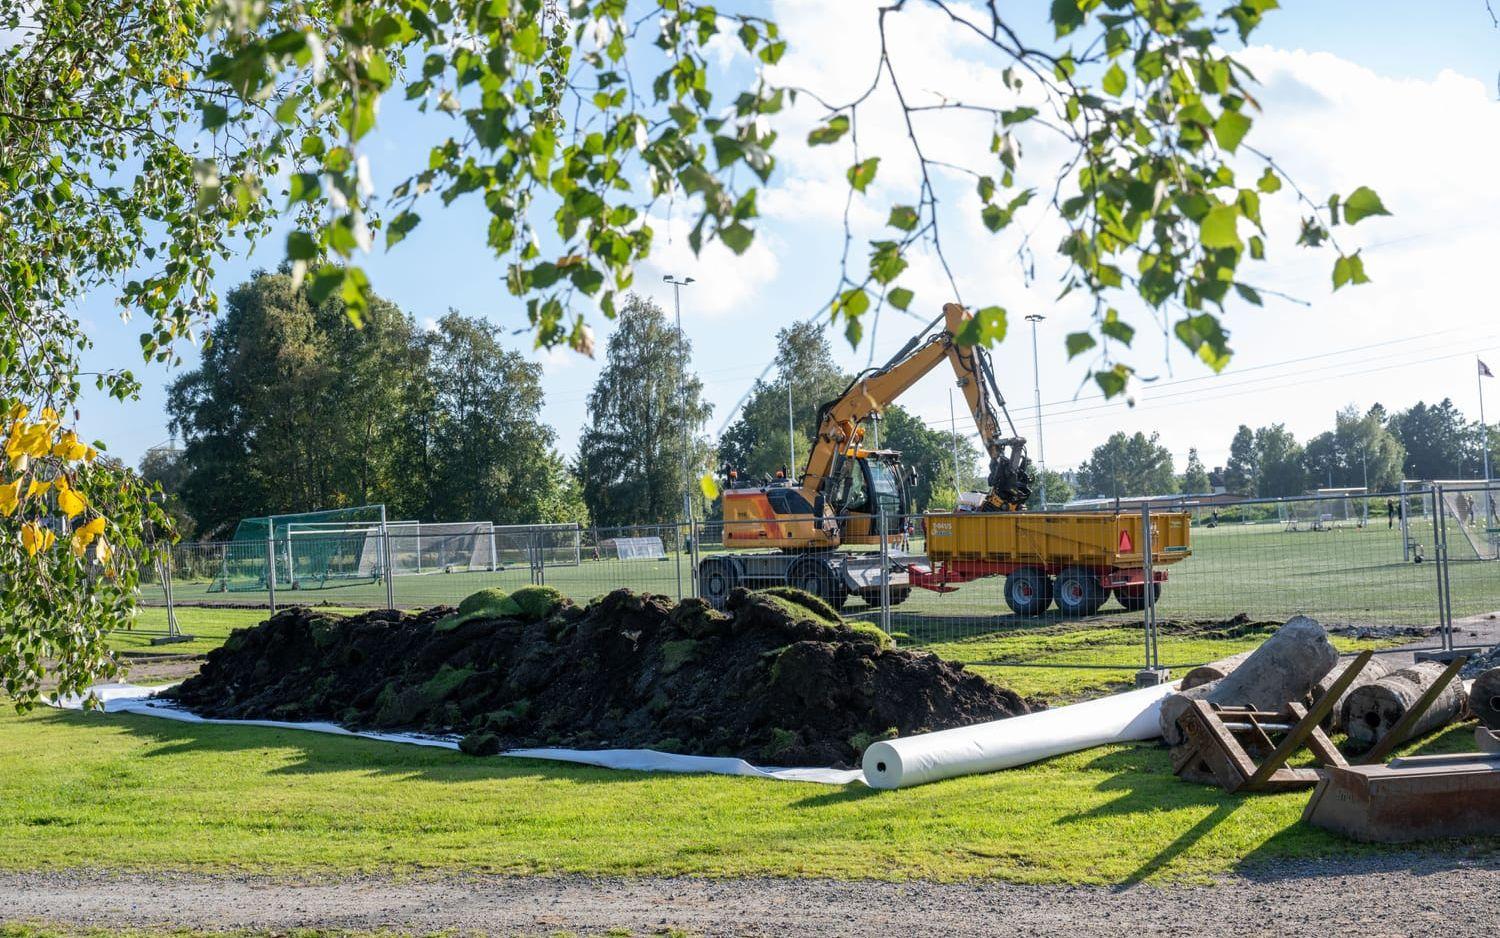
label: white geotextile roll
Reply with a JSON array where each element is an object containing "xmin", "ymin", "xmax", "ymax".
[{"xmin": 862, "ymin": 682, "xmax": 1179, "ymax": 789}]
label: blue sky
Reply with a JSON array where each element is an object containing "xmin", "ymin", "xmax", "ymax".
[{"xmin": 72, "ymin": 0, "xmax": 1500, "ymax": 484}]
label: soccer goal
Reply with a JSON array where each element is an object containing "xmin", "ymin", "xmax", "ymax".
[
  {"xmin": 492, "ymin": 523, "xmax": 583, "ymax": 567},
  {"xmin": 1278, "ymin": 488, "xmax": 1367, "ymax": 532},
  {"xmin": 211, "ymin": 505, "xmax": 389, "ymax": 592},
  {"xmin": 1430, "ymin": 481, "xmax": 1500, "ymax": 561}
]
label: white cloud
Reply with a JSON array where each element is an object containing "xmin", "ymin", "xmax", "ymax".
[{"xmin": 636, "ymin": 213, "xmax": 782, "ymax": 318}]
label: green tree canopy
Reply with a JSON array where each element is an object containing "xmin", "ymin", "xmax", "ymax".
[
  {"xmin": 1223, "ymin": 425, "xmax": 1258, "ymax": 495},
  {"xmin": 1180, "ymin": 447, "xmax": 1211, "ymax": 495},
  {"xmin": 1252, "ymin": 424, "xmax": 1304, "ymax": 498},
  {"xmin": 167, "ymin": 275, "xmax": 579, "ymax": 532},
  {"xmin": 1076, "ymin": 431, "xmax": 1177, "ymax": 499},
  {"xmin": 167, "ymin": 270, "xmax": 417, "ymax": 536},
  {"xmin": 719, "ymin": 327, "xmax": 850, "ymax": 483},
  {"xmin": 577, "ymin": 295, "xmax": 712, "ymax": 528},
  {"xmin": 1303, "ymin": 405, "xmax": 1405, "ymax": 492},
  {"xmin": 1388, "ymin": 399, "xmax": 1480, "ymax": 481},
  {"xmin": 416, "ymin": 313, "xmax": 579, "ymax": 525},
  {"xmin": 1028, "ymin": 468, "xmax": 1076, "ymax": 510}
]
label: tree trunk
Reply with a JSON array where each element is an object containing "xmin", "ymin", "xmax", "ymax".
[
  {"xmin": 1473, "ymin": 668, "xmax": 1500, "ymax": 731},
  {"xmin": 1343, "ymin": 661, "xmax": 1468, "ymax": 751},
  {"xmin": 1159, "ymin": 616, "xmax": 1339, "ymax": 745},
  {"xmin": 1180, "ymin": 650, "xmax": 1255, "ymax": 690}
]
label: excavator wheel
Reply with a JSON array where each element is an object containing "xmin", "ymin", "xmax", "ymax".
[
  {"xmin": 857, "ymin": 586, "xmax": 911, "ymax": 608},
  {"xmin": 1003, "ymin": 567, "xmax": 1053, "ymax": 618},
  {"xmin": 788, "ymin": 556, "xmax": 848, "ymax": 611},
  {"xmin": 1114, "ymin": 582, "xmax": 1161, "ymax": 612},
  {"xmin": 1054, "ymin": 566, "xmax": 1107, "ymax": 618},
  {"xmin": 698, "ymin": 558, "xmax": 738, "ymax": 610}
]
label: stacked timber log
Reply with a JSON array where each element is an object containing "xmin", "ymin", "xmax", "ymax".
[
  {"xmin": 1344, "ymin": 661, "xmax": 1468, "ymax": 751},
  {"xmin": 1472, "ymin": 668, "xmax": 1500, "ymax": 731},
  {"xmin": 1159, "ymin": 616, "xmax": 1338, "ymax": 746}
]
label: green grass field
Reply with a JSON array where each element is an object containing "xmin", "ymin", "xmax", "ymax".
[{"xmin": 0, "ymin": 704, "xmax": 1489, "ymax": 886}]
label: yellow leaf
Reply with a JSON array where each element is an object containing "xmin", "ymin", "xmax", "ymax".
[
  {"xmin": 71, "ymin": 516, "xmax": 105, "ymax": 556},
  {"xmin": 40, "ymin": 407, "xmax": 58, "ymax": 424},
  {"xmin": 0, "ymin": 478, "xmax": 20, "ymax": 517},
  {"xmin": 95, "ymin": 536, "xmax": 112, "ymax": 566},
  {"xmin": 20, "ymin": 522, "xmax": 39, "ymax": 556},
  {"xmin": 699, "ymin": 471, "xmax": 721, "ymax": 501},
  {"xmin": 26, "ymin": 477, "xmax": 50, "ymax": 498},
  {"xmin": 57, "ymin": 486, "xmax": 86, "ymax": 518},
  {"xmin": 40, "ymin": 528, "xmax": 55, "ymax": 552},
  {"xmin": 52, "ymin": 431, "xmax": 88, "ymax": 460}
]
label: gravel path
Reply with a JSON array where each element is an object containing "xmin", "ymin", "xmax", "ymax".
[{"xmin": 3, "ymin": 856, "xmax": 1499, "ymax": 936}]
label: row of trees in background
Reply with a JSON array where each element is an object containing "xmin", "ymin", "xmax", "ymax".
[
  {"xmin": 157, "ymin": 271, "xmax": 586, "ymax": 538},
  {"xmin": 1072, "ymin": 401, "xmax": 1499, "ymax": 501}
]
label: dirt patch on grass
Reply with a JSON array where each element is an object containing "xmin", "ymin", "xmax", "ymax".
[{"xmin": 165, "ymin": 586, "xmax": 1027, "ymax": 768}]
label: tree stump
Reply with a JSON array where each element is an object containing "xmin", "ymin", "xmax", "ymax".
[
  {"xmin": 1160, "ymin": 616, "xmax": 1338, "ymax": 746},
  {"xmin": 1344, "ymin": 661, "xmax": 1468, "ymax": 751}
]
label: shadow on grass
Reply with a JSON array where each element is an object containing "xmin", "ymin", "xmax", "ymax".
[
  {"xmin": 42, "ymin": 708, "xmax": 724, "ymax": 787},
  {"xmin": 788, "ymin": 784, "xmax": 882, "ymax": 809}
]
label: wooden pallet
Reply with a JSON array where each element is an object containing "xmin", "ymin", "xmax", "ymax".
[{"xmin": 1170, "ymin": 651, "xmax": 1372, "ymax": 793}]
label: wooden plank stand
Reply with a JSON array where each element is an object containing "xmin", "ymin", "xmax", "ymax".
[{"xmin": 1170, "ymin": 651, "xmax": 1373, "ymax": 794}]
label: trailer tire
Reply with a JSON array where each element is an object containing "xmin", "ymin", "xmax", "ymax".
[
  {"xmin": 698, "ymin": 558, "xmax": 738, "ymax": 610},
  {"xmin": 1114, "ymin": 582, "xmax": 1161, "ymax": 612},
  {"xmin": 789, "ymin": 556, "xmax": 848, "ymax": 611},
  {"xmin": 1003, "ymin": 567, "xmax": 1053, "ymax": 617},
  {"xmin": 1054, "ymin": 567, "xmax": 1107, "ymax": 618}
]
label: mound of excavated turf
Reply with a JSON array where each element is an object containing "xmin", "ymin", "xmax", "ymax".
[{"xmin": 165, "ymin": 586, "xmax": 1027, "ymax": 767}]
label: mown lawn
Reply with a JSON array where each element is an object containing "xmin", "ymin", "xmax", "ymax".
[{"xmin": 2, "ymin": 702, "xmax": 1491, "ymax": 886}]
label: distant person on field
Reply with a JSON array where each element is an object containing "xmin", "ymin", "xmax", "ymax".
[{"xmin": 1386, "ymin": 498, "xmax": 1396, "ymax": 529}]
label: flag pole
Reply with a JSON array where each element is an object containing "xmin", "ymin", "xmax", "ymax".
[
  {"xmin": 1480, "ymin": 359, "xmax": 1494, "ymax": 544},
  {"xmin": 1481, "ymin": 359, "xmax": 1493, "ymax": 486}
]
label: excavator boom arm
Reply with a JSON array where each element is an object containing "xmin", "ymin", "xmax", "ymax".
[{"xmin": 802, "ymin": 303, "xmax": 1032, "ymax": 509}]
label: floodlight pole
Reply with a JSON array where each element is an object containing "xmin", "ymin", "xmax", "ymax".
[
  {"xmin": 948, "ymin": 389, "xmax": 962, "ymax": 500},
  {"xmin": 787, "ymin": 379, "xmax": 796, "ymax": 478},
  {"xmin": 1025, "ymin": 314, "xmax": 1047, "ymax": 508},
  {"xmin": 664, "ymin": 275, "xmax": 696, "ymax": 537}
]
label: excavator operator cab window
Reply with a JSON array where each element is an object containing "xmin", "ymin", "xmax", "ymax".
[{"xmin": 866, "ymin": 458, "xmax": 906, "ymax": 525}]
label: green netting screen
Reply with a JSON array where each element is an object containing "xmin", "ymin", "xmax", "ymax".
[{"xmin": 213, "ymin": 505, "xmax": 388, "ymax": 592}]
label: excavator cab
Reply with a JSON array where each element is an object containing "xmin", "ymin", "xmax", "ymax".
[{"xmin": 826, "ymin": 448, "xmax": 912, "ymax": 544}]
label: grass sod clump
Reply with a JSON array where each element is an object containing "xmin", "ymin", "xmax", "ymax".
[
  {"xmin": 163, "ymin": 587, "xmax": 1026, "ymax": 768},
  {"xmin": 4, "ymin": 704, "xmax": 1492, "ymax": 885}
]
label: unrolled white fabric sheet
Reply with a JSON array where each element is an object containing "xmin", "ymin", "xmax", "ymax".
[
  {"xmin": 862, "ymin": 681, "xmax": 1180, "ymax": 789},
  {"xmin": 53, "ymin": 684, "xmax": 864, "ymax": 785}
]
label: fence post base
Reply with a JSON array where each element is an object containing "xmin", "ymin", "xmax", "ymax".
[{"xmin": 1135, "ymin": 667, "xmax": 1172, "ymax": 687}]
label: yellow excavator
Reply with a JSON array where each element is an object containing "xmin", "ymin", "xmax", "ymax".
[{"xmin": 699, "ymin": 302, "xmax": 1034, "ymax": 609}]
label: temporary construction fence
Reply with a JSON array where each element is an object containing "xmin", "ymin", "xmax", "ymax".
[{"xmin": 138, "ymin": 485, "xmax": 1500, "ymax": 680}]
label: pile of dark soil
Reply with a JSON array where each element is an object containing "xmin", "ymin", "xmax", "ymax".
[{"xmin": 165, "ymin": 586, "xmax": 1027, "ymax": 768}]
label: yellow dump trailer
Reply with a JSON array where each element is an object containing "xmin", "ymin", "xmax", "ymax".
[{"xmin": 910, "ymin": 511, "xmax": 1192, "ymax": 617}]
